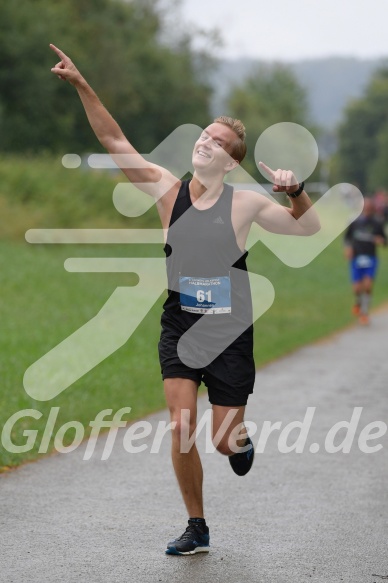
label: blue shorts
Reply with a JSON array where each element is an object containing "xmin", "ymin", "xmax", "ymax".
[{"xmin": 350, "ymin": 256, "xmax": 378, "ymax": 283}]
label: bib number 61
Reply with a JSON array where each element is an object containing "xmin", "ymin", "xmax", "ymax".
[{"xmin": 196, "ymin": 290, "xmax": 212, "ymax": 302}]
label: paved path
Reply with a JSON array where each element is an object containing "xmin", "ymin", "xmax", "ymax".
[{"xmin": 1, "ymin": 310, "xmax": 388, "ymax": 583}]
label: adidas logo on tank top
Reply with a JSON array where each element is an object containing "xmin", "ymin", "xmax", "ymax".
[{"xmin": 213, "ymin": 216, "xmax": 224, "ymax": 224}]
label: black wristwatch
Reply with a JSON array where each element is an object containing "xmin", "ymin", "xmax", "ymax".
[{"xmin": 287, "ymin": 181, "xmax": 305, "ymax": 198}]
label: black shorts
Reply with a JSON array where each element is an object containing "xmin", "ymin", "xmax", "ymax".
[{"xmin": 158, "ymin": 326, "xmax": 255, "ymax": 407}]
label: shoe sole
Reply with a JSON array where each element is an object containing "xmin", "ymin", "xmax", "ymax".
[{"xmin": 165, "ymin": 546, "xmax": 210, "ymax": 555}]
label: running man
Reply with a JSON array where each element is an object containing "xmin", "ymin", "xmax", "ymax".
[
  {"xmin": 344, "ymin": 197, "xmax": 386, "ymax": 325},
  {"xmin": 50, "ymin": 44, "xmax": 320, "ymax": 555}
]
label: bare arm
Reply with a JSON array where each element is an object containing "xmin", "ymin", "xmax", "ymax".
[
  {"xmin": 50, "ymin": 44, "xmax": 178, "ymax": 198},
  {"xmin": 254, "ymin": 162, "xmax": 321, "ymax": 236}
]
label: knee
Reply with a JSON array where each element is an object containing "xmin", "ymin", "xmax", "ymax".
[
  {"xmin": 213, "ymin": 438, "xmax": 234, "ymax": 456},
  {"xmin": 169, "ymin": 411, "xmax": 196, "ymax": 442}
]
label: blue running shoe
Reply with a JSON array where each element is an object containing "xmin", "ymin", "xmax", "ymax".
[
  {"xmin": 228, "ymin": 436, "xmax": 254, "ymax": 476},
  {"xmin": 166, "ymin": 519, "xmax": 210, "ymax": 555}
]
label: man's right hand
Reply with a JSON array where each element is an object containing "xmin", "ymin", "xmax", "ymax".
[
  {"xmin": 49, "ymin": 43, "xmax": 179, "ymax": 204},
  {"xmin": 50, "ymin": 44, "xmax": 82, "ymax": 86}
]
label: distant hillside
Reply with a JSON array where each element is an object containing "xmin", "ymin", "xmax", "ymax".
[{"xmin": 211, "ymin": 57, "xmax": 386, "ymax": 128}]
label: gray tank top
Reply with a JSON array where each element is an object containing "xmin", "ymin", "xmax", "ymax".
[{"xmin": 162, "ymin": 179, "xmax": 253, "ymax": 359}]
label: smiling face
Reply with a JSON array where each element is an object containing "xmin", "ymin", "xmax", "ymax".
[{"xmin": 192, "ymin": 123, "xmax": 240, "ymax": 174}]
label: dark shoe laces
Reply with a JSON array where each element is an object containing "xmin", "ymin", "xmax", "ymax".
[{"xmin": 177, "ymin": 524, "xmax": 201, "ymax": 541}]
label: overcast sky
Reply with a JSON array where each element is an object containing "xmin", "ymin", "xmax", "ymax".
[{"xmin": 178, "ymin": 0, "xmax": 388, "ymax": 61}]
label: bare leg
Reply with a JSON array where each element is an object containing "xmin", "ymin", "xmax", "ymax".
[
  {"xmin": 361, "ymin": 276, "xmax": 373, "ymax": 312},
  {"xmin": 359, "ymin": 276, "xmax": 373, "ymax": 323},
  {"xmin": 164, "ymin": 378, "xmax": 204, "ymax": 518},
  {"xmin": 352, "ymin": 281, "xmax": 362, "ymax": 300},
  {"xmin": 211, "ymin": 404, "xmax": 247, "ymax": 456},
  {"xmin": 352, "ymin": 281, "xmax": 362, "ymax": 313}
]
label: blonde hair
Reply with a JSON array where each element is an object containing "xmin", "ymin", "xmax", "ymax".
[{"xmin": 213, "ymin": 115, "xmax": 247, "ymax": 162}]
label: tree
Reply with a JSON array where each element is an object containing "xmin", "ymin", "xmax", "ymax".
[
  {"xmin": 225, "ymin": 64, "xmax": 313, "ymax": 179},
  {"xmin": 0, "ymin": 0, "xmax": 214, "ymax": 154},
  {"xmin": 334, "ymin": 65, "xmax": 388, "ymax": 192},
  {"xmin": 368, "ymin": 121, "xmax": 388, "ymax": 191}
]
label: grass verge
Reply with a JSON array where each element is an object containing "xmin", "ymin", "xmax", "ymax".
[{"xmin": 1, "ymin": 236, "xmax": 387, "ymax": 471}]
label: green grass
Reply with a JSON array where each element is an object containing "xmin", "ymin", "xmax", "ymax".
[
  {"xmin": 1, "ymin": 237, "xmax": 387, "ymax": 470},
  {"xmin": 0, "ymin": 153, "xmax": 160, "ymax": 239},
  {"xmin": 0, "ymin": 155, "xmax": 387, "ymax": 470}
]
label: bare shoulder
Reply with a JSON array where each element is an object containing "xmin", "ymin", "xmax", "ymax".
[
  {"xmin": 233, "ymin": 187, "xmax": 271, "ymax": 205},
  {"xmin": 232, "ymin": 187, "xmax": 271, "ymax": 218}
]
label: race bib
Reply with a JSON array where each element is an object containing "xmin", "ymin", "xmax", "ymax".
[
  {"xmin": 179, "ymin": 276, "xmax": 231, "ymax": 314},
  {"xmin": 355, "ymin": 255, "xmax": 373, "ymax": 268}
]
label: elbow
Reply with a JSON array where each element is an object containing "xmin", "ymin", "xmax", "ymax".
[
  {"xmin": 308, "ymin": 219, "xmax": 321, "ymax": 236},
  {"xmin": 101, "ymin": 135, "xmax": 121, "ymax": 152},
  {"xmin": 306, "ymin": 225, "xmax": 321, "ymax": 237},
  {"xmin": 298, "ymin": 217, "xmax": 321, "ymax": 236}
]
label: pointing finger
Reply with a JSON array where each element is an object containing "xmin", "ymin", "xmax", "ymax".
[
  {"xmin": 49, "ymin": 44, "xmax": 67, "ymax": 60},
  {"xmin": 258, "ymin": 161, "xmax": 275, "ymax": 180}
]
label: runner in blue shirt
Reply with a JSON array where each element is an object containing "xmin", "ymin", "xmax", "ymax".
[{"xmin": 344, "ymin": 198, "xmax": 386, "ymax": 325}]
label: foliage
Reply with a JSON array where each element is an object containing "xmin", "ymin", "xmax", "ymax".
[
  {"xmin": 225, "ymin": 63, "xmax": 318, "ymax": 180},
  {"xmin": 334, "ymin": 65, "xmax": 388, "ymax": 192},
  {"xmin": 0, "ymin": 154, "xmax": 161, "ymax": 239},
  {"xmin": 0, "ymin": 0, "xmax": 213, "ymax": 155}
]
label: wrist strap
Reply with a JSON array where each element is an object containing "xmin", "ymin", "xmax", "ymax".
[{"xmin": 288, "ymin": 181, "xmax": 305, "ymax": 198}]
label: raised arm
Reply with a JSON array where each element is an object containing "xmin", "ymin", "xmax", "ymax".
[
  {"xmin": 50, "ymin": 44, "xmax": 178, "ymax": 198},
  {"xmin": 253, "ymin": 161, "xmax": 321, "ymax": 236}
]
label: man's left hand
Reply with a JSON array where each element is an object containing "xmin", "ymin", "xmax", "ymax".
[{"xmin": 259, "ymin": 161, "xmax": 301, "ymax": 195}]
